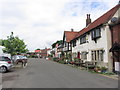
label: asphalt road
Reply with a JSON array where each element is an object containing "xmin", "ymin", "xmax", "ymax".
[{"xmin": 2, "ymin": 58, "xmax": 118, "ymax": 88}]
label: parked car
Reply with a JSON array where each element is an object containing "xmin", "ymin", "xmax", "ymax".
[
  {"xmin": 21, "ymin": 56, "xmax": 27, "ymax": 60},
  {"xmin": 12, "ymin": 55, "xmax": 27, "ymax": 62},
  {"xmin": 12, "ymin": 55, "xmax": 28, "ymax": 67},
  {"xmin": 0, "ymin": 56, "xmax": 13, "ymax": 73}
]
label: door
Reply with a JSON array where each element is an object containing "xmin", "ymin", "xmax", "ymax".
[{"xmin": 77, "ymin": 52, "xmax": 80, "ymax": 59}]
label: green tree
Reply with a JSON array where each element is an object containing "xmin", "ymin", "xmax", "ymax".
[
  {"xmin": 52, "ymin": 40, "xmax": 63, "ymax": 48},
  {"xmin": 36, "ymin": 48, "xmax": 40, "ymax": 50},
  {"xmin": 2, "ymin": 32, "xmax": 28, "ymax": 56},
  {"xmin": 0, "ymin": 39, "xmax": 3, "ymax": 46}
]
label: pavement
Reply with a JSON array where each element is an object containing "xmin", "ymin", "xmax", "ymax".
[
  {"xmin": 2, "ymin": 58, "xmax": 118, "ymax": 88},
  {"xmin": 98, "ymin": 74, "xmax": 118, "ymax": 80},
  {"xmin": 67, "ymin": 64, "xmax": 119, "ymax": 80}
]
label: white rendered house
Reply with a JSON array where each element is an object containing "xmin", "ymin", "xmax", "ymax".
[{"xmin": 71, "ymin": 4, "xmax": 120, "ymax": 72}]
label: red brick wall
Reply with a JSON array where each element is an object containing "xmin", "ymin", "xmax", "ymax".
[
  {"xmin": 111, "ymin": 24, "xmax": 120, "ymax": 70},
  {"xmin": 112, "ymin": 24, "xmax": 120, "ymax": 44}
]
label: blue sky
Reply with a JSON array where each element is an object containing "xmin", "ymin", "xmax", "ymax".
[{"xmin": 0, "ymin": 0, "xmax": 119, "ymax": 51}]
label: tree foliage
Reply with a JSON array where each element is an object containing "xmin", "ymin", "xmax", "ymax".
[
  {"xmin": 2, "ymin": 32, "xmax": 28, "ymax": 56},
  {"xmin": 0, "ymin": 39, "xmax": 3, "ymax": 46},
  {"xmin": 52, "ymin": 40, "xmax": 63, "ymax": 48}
]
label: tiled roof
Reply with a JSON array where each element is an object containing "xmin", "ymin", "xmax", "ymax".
[
  {"xmin": 35, "ymin": 50, "xmax": 41, "ymax": 52},
  {"xmin": 64, "ymin": 31, "xmax": 78, "ymax": 42},
  {"xmin": 74, "ymin": 4, "xmax": 120, "ymax": 39}
]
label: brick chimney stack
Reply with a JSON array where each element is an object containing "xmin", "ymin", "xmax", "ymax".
[{"xmin": 86, "ymin": 14, "xmax": 91, "ymax": 27}]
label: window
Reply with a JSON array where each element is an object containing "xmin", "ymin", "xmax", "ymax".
[
  {"xmin": 91, "ymin": 50, "xmax": 104, "ymax": 62},
  {"xmin": 80, "ymin": 35, "xmax": 86, "ymax": 44},
  {"xmin": 68, "ymin": 43, "xmax": 71, "ymax": 50},
  {"xmin": 91, "ymin": 28, "xmax": 101, "ymax": 40},
  {"xmin": 64, "ymin": 42, "xmax": 67, "ymax": 47},
  {"xmin": 68, "ymin": 43, "xmax": 70, "ymax": 50},
  {"xmin": 81, "ymin": 52, "xmax": 87, "ymax": 60},
  {"xmin": 0, "ymin": 56, "xmax": 11, "ymax": 61},
  {"xmin": 73, "ymin": 52, "xmax": 77, "ymax": 58},
  {"xmin": 73, "ymin": 40, "xmax": 76, "ymax": 47},
  {"xmin": 99, "ymin": 50, "xmax": 104, "ymax": 61}
]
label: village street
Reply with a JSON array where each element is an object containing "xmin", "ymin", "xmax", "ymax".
[{"xmin": 2, "ymin": 58, "xmax": 118, "ymax": 88}]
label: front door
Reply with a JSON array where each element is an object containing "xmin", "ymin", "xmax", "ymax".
[{"xmin": 77, "ymin": 52, "xmax": 80, "ymax": 59}]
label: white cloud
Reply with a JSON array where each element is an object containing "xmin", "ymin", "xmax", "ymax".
[{"xmin": 0, "ymin": 0, "xmax": 118, "ymax": 51}]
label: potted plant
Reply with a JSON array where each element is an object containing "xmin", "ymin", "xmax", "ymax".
[
  {"xmin": 94, "ymin": 66, "xmax": 101, "ymax": 73},
  {"xmin": 101, "ymin": 67, "xmax": 107, "ymax": 73}
]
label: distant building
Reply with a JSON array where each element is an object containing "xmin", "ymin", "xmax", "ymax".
[
  {"xmin": 0, "ymin": 46, "xmax": 11, "ymax": 58},
  {"xmin": 0, "ymin": 46, "xmax": 4, "ymax": 55},
  {"xmin": 37, "ymin": 48, "xmax": 51, "ymax": 58},
  {"xmin": 62, "ymin": 30, "xmax": 78, "ymax": 59},
  {"xmin": 57, "ymin": 44, "xmax": 64, "ymax": 58},
  {"xmin": 35, "ymin": 50, "xmax": 41, "ymax": 58},
  {"xmin": 51, "ymin": 40, "xmax": 63, "ymax": 58}
]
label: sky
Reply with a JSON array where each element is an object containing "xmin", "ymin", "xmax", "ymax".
[{"xmin": 0, "ymin": 0, "xmax": 119, "ymax": 51}]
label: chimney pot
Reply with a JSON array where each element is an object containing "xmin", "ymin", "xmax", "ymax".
[
  {"xmin": 71, "ymin": 28, "xmax": 74, "ymax": 32},
  {"xmin": 89, "ymin": 14, "xmax": 90, "ymax": 17},
  {"xmin": 86, "ymin": 14, "xmax": 91, "ymax": 26},
  {"xmin": 87, "ymin": 14, "xmax": 89, "ymax": 18}
]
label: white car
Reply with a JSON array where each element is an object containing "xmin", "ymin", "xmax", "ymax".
[{"xmin": 0, "ymin": 56, "xmax": 13, "ymax": 73}]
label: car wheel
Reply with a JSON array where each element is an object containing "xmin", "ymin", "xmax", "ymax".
[
  {"xmin": 23, "ymin": 63, "xmax": 27, "ymax": 68},
  {"xmin": 0, "ymin": 66, "xmax": 7, "ymax": 73}
]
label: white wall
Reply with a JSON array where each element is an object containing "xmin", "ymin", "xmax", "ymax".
[
  {"xmin": 72, "ymin": 6, "xmax": 120, "ymax": 71},
  {"xmin": 47, "ymin": 49, "xmax": 51, "ymax": 55},
  {"xmin": 72, "ymin": 26, "xmax": 111, "ymax": 67}
]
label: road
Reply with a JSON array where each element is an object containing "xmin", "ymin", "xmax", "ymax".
[{"xmin": 2, "ymin": 58, "xmax": 118, "ymax": 88}]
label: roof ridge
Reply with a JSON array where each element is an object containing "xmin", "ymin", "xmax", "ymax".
[
  {"xmin": 64, "ymin": 31, "xmax": 78, "ymax": 32},
  {"xmin": 90, "ymin": 4, "xmax": 120, "ymax": 25},
  {"xmin": 74, "ymin": 4, "xmax": 120, "ymax": 39}
]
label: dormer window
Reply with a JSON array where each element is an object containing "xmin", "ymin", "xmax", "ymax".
[
  {"xmin": 80, "ymin": 35, "xmax": 86, "ymax": 44},
  {"xmin": 91, "ymin": 28, "xmax": 101, "ymax": 41}
]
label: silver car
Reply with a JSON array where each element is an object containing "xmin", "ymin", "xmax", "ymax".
[{"xmin": 0, "ymin": 56, "xmax": 13, "ymax": 73}]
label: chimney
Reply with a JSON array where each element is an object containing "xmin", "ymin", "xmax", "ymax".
[
  {"xmin": 86, "ymin": 14, "xmax": 91, "ymax": 26},
  {"xmin": 71, "ymin": 28, "xmax": 74, "ymax": 32}
]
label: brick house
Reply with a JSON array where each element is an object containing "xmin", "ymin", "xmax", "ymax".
[
  {"xmin": 109, "ymin": 3, "xmax": 120, "ymax": 72},
  {"xmin": 40, "ymin": 48, "xmax": 51, "ymax": 58}
]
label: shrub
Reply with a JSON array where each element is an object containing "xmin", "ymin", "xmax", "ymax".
[
  {"xmin": 74, "ymin": 58, "xmax": 81, "ymax": 61},
  {"xmin": 101, "ymin": 67, "xmax": 107, "ymax": 70},
  {"xmin": 28, "ymin": 55, "xmax": 38, "ymax": 58},
  {"xmin": 53, "ymin": 57, "xmax": 59, "ymax": 62},
  {"xmin": 58, "ymin": 60, "xmax": 66, "ymax": 64},
  {"xmin": 101, "ymin": 67, "xmax": 108, "ymax": 73}
]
